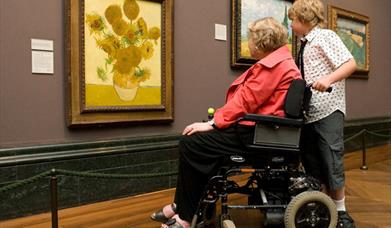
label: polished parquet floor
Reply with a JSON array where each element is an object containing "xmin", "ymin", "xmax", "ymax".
[{"xmin": 1, "ymin": 145, "xmax": 390, "ymax": 228}]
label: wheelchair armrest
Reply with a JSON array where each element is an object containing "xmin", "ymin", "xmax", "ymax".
[{"xmin": 240, "ymin": 114, "xmax": 304, "ymax": 127}]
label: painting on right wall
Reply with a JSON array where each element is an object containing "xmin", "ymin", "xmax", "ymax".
[{"xmin": 328, "ymin": 5, "xmax": 370, "ymax": 77}]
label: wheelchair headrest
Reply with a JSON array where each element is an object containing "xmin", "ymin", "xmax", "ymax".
[{"xmin": 284, "ymin": 79, "xmax": 306, "ymax": 119}]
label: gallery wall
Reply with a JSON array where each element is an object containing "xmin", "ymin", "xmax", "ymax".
[{"xmin": 0, "ymin": 0, "xmax": 390, "ymax": 148}]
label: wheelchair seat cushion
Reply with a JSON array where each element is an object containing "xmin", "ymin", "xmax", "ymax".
[{"xmin": 284, "ymin": 79, "xmax": 306, "ymax": 119}]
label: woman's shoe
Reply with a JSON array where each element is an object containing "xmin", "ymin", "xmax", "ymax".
[
  {"xmin": 163, "ymin": 218, "xmax": 184, "ymax": 228},
  {"xmin": 150, "ymin": 203, "xmax": 177, "ymax": 223}
]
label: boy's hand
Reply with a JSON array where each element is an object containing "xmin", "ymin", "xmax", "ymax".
[
  {"xmin": 312, "ymin": 77, "xmax": 332, "ymax": 92},
  {"xmin": 182, "ymin": 122, "xmax": 213, "ymax": 135}
]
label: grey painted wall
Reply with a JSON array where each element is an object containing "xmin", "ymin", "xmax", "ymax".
[{"xmin": 0, "ymin": 0, "xmax": 390, "ymax": 148}]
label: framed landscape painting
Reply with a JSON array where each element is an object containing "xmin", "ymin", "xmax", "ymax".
[
  {"xmin": 329, "ymin": 5, "xmax": 370, "ymax": 75},
  {"xmin": 231, "ymin": 0, "xmax": 294, "ymax": 68},
  {"xmin": 66, "ymin": 0, "xmax": 174, "ymax": 126}
]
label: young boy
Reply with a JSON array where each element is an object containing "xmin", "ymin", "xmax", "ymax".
[{"xmin": 288, "ymin": 0, "xmax": 357, "ymax": 228}]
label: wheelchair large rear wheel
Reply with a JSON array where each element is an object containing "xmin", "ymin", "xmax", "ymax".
[{"xmin": 284, "ymin": 191, "xmax": 337, "ymax": 228}]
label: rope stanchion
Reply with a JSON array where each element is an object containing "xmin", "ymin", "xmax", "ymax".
[
  {"xmin": 344, "ymin": 129, "xmax": 370, "ymax": 170},
  {"xmin": 50, "ymin": 169, "xmax": 58, "ymax": 228},
  {"xmin": 342, "ymin": 128, "xmax": 391, "ymax": 171},
  {"xmin": 360, "ymin": 130, "xmax": 368, "ymax": 170}
]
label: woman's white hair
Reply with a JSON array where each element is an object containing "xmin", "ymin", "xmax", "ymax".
[{"xmin": 247, "ymin": 17, "xmax": 288, "ymax": 52}]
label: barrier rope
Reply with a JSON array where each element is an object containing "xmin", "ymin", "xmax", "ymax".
[
  {"xmin": 0, "ymin": 170, "xmax": 52, "ymax": 193},
  {"xmin": 343, "ymin": 129, "xmax": 366, "ymax": 143},
  {"xmin": 55, "ymin": 169, "xmax": 178, "ymax": 179},
  {"xmin": 365, "ymin": 129, "xmax": 391, "ymax": 138},
  {"xmin": 344, "ymin": 129, "xmax": 391, "ymax": 142},
  {"xmin": 0, "ymin": 169, "xmax": 177, "ymax": 193}
]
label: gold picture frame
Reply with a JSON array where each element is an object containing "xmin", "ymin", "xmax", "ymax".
[
  {"xmin": 66, "ymin": 0, "xmax": 174, "ymax": 127},
  {"xmin": 231, "ymin": 0, "xmax": 295, "ymax": 68},
  {"xmin": 328, "ymin": 5, "xmax": 370, "ymax": 75}
]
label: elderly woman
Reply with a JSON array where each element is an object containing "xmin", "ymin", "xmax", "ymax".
[{"xmin": 151, "ymin": 17, "xmax": 301, "ymax": 228}]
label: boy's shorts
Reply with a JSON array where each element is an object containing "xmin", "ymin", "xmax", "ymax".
[{"xmin": 300, "ymin": 110, "xmax": 345, "ymax": 190}]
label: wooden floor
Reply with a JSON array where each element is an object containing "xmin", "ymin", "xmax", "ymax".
[{"xmin": 1, "ymin": 145, "xmax": 390, "ymax": 228}]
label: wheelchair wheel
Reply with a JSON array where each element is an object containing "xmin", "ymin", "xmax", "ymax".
[
  {"xmin": 200, "ymin": 203, "xmax": 216, "ymax": 227},
  {"xmin": 284, "ymin": 191, "xmax": 337, "ymax": 228},
  {"xmin": 216, "ymin": 214, "xmax": 236, "ymax": 228},
  {"xmin": 193, "ymin": 203, "xmax": 216, "ymax": 228}
]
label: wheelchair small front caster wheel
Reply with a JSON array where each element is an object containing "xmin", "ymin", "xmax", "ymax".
[
  {"xmin": 222, "ymin": 219, "xmax": 236, "ymax": 228},
  {"xmin": 217, "ymin": 215, "xmax": 235, "ymax": 228},
  {"xmin": 284, "ymin": 191, "xmax": 338, "ymax": 228}
]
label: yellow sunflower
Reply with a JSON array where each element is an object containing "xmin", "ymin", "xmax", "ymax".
[
  {"xmin": 96, "ymin": 35, "xmax": 121, "ymax": 57},
  {"xmin": 140, "ymin": 68, "xmax": 151, "ymax": 82},
  {"xmin": 105, "ymin": 5, "xmax": 122, "ymax": 24},
  {"xmin": 113, "ymin": 70, "xmax": 138, "ymax": 89},
  {"xmin": 86, "ymin": 14, "xmax": 104, "ymax": 34},
  {"xmin": 125, "ymin": 24, "xmax": 138, "ymax": 42},
  {"xmin": 123, "ymin": 0, "xmax": 140, "ymax": 21},
  {"xmin": 111, "ymin": 19, "xmax": 128, "ymax": 36},
  {"xmin": 137, "ymin": 17, "xmax": 148, "ymax": 39},
  {"xmin": 114, "ymin": 46, "xmax": 142, "ymax": 74},
  {"xmin": 148, "ymin": 27, "xmax": 161, "ymax": 40},
  {"xmin": 134, "ymin": 68, "xmax": 151, "ymax": 83},
  {"xmin": 141, "ymin": 41, "xmax": 154, "ymax": 59}
]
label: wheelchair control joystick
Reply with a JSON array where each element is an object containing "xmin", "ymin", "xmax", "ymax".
[{"xmin": 207, "ymin": 107, "xmax": 215, "ymax": 120}]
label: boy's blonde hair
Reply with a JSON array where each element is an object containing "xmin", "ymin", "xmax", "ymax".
[
  {"xmin": 288, "ymin": 0, "xmax": 325, "ymax": 28},
  {"xmin": 247, "ymin": 17, "xmax": 288, "ymax": 52}
]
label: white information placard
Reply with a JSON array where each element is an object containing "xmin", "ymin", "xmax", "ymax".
[
  {"xmin": 32, "ymin": 50, "xmax": 54, "ymax": 74},
  {"xmin": 31, "ymin": 39, "xmax": 54, "ymax": 51},
  {"xmin": 215, "ymin": 24, "xmax": 227, "ymax": 41}
]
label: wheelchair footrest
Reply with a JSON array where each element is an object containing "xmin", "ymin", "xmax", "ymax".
[{"xmin": 227, "ymin": 204, "xmax": 286, "ymax": 209}]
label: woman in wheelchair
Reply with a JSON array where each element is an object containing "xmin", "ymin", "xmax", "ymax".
[{"xmin": 151, "ymin": 17, "xmax": 301, "ymax": 228}]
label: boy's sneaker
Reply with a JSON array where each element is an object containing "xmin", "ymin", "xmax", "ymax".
[{"xmin": 337, "ymin": 211, "xmax": 355, "ymax": 228}]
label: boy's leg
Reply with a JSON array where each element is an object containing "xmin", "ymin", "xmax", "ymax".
[
  {"xmin": 314, "ymin": 111, "xmax": 355, "ymax": 228},
  {"xmin": 314, "ymin": 111, "xmax": 345, "ymax": 193}
]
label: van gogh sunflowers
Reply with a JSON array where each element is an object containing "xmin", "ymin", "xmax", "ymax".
[{"xmin": 85, "ymin": 0, "xmax": 161, "ymax": 101}]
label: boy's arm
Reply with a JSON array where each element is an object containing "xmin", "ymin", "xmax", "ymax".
[{"xmin": 312, "ymin": 58, "xmax": 357, "ymax": 92}]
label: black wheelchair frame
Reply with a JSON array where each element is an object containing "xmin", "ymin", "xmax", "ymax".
[{"xmin": 191, "ymin": 80, "xmax": 338, "ymax": 228}]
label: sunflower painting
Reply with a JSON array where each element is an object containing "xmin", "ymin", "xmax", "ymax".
[
  {"xmin": 84, "ymin": 0, "xmax": 162, "ymax": 108},
  {"xmin": 67, "ymin": 0, "xmax": 173, "ymax": 126}
]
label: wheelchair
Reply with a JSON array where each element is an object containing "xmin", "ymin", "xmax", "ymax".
[{"xmin": 191, "ymin": 79, "xmax": 338, "ymax": 228}]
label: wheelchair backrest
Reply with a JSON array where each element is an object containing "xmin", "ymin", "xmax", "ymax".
[
  {"xmin": 284, "ymin": 79, "xmax": 306, "ymax": 119},
  {"xmin": 250, "ymin": 79, "xmax": 306, "ymax": 152}
]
